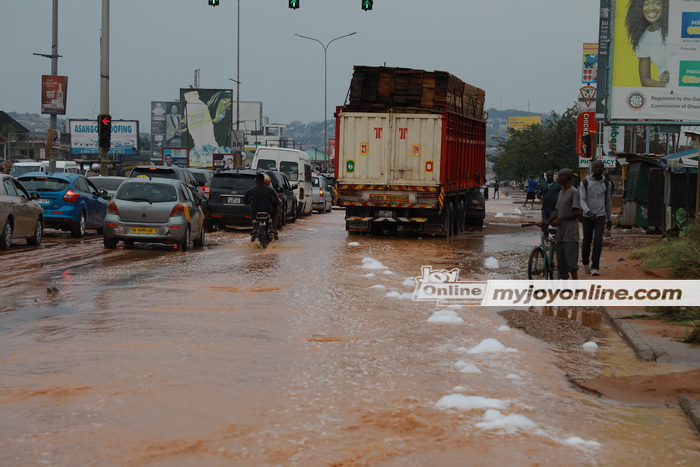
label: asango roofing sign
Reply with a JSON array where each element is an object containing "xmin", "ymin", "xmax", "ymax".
[{"xmin": 69, "ymin": 119, "xmax": 139, "ymax": 155}]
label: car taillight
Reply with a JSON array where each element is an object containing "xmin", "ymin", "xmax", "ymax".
[
  {"xmin": 107, "ymin": 200, "xmax": 119, "ymax": 215},
  {"xmin": 320, "ymin": 188, "xmax": 325, "ymax": 196},
  {"xmin": 63, "ymin": 189, "xmax": 80, "ymax": 203},
  {"xmin": 169, "ymin": 203, "xmax": 185, "ymax": 217}
]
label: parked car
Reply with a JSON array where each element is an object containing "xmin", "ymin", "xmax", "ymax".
[
  {"xmin": 186, "ymin": 168, "xmax": 214, "ymax": 198},
  {"xmin": 18, "ymin": 172, "xmax": 108, "ymax": 238},
  {"xmin": 88, "ymin": 176, "xmax": 126, "ymax": 200},
  {"xmin": 0, "ymin": 174, "xmax": 44, "ymax": 249},
  {"xmin": 128, "ymin": 165, "xmax": 205, "ymax": 201},
  {"xmin": 103, "ymin": 178, "xmax": 206, "ymax": 250},
  {"xmin": 312, "ymin": 174, "xmax": 332, "ymax": 213},
  {"xmin": 10, "ymin": 160, "xmax": 80, "ymax": 177}
]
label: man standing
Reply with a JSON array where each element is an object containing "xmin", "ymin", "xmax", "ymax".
[
  {"xmin": 542, "ymin": 168, "xmax": 581, "ymax": 280},
  {"xmin": 580, "ymin": 160, "xmax": 612, "ymax": 276},
  {"xmin": 537, "ymin": 171, "xmax": 562, "ymax": 233},
  {"xmin": 523, "ymin": 175, "xmax": 538, "ymax": 208}
]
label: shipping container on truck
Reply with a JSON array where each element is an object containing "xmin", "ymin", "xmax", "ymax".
[{"xmin": 335, "ymin": 66, "xmax": 486, "ymax": 235}]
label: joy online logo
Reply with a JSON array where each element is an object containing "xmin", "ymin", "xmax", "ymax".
[{"xmin": 412, "ymin": 266, "xmax": 486, "ymax": 305}]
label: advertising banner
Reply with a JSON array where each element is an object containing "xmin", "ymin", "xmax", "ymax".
[
  {"xmin": 162, "ymin": 147, "xmax": 190, "ymax": 168},
  {"xmin": 69, "ymin": 119, "xmax": 139, "ymax": 155},
  {"xmin": 41, "ymin": 75, "xmax": 68, "ymax": 115},
  {"xmin": 180, "ymin": 89, "xmax": 233, "ymax": 168},
  {"xmin": 609, "ymin": 0, "xmax": 700, "ymax": 123},
  {"xmin": 596, "ymin": 0, "xmax": 612, "ymax": 118},
  {"xmin": 582, "ymin": 43, "xmax": 599, "ymax": 84},
  {"xmin": 151, "ymin": 101, "xmax": 182, "ymax": 159},
  {"xmin": 576, "ymin": 111, "xmax": 599, "ymax": 158},
  {"xmin": 603, "ymin": 124, "xmax": 625, "ymax": 155},
  {"xmin": 507, "ymin": 116, "xmax": 542, "ymax": 131}
]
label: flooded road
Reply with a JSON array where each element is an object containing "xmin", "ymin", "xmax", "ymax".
[{"xmin": 1, "ymin": 210, "xmax": 699, "ymax": 466}]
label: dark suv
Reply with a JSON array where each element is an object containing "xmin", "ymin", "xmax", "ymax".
[{"xmin": 206, "ymin": 169, "xmax": 297, "ymax": 229}]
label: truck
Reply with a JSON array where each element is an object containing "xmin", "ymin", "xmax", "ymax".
[{"xmin": 335, "ymin": 66, "xmax": 487, "ymax": 235}]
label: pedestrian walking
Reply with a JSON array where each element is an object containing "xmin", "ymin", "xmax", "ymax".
[
  {"xmin": 580, "ymin": 160, "xmax": 613, "ymax": 276},
  {"xmin": 537, "ymin": 171, "xmax": 562, "ymax": 233},
  {"xmin": 541, "ymin": 168, "xmax": 581, "ymax": 280},
  {"xmin": 523, "ymin": 175, "xmax": 538, "ymax": 208},
  {"xmin": 493, "ymin": 180, "xmax": 500, "ymax": 199},
  {"xmin": 483, "ymin": 183, "xmax": 489, "ymax": 200}
]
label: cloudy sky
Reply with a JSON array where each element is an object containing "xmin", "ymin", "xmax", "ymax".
[{"xmin": 1, "ymin": 0, "xmax": 598, "ymax": 131}]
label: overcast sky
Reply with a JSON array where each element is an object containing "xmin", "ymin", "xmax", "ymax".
[{"xmin": 1, "ymin": 0, "xmax": 598, "ymax": 132}]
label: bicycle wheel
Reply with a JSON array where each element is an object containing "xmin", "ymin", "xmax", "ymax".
[
  {"xmin": 528, "ymin": 247, "xmax": 547, "ymax": 280},
  {"xmin": 545, "ymin": 245, "xmax": 556, "ymax": 279}
]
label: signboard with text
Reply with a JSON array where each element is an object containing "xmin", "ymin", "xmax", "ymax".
[
  {"xmin": 69, "ymin": 119, "xmax": 139, "ymax": 155},
  {"xmin": 41, "ymin": 75, "xmax": 68, "ymax": 115}
]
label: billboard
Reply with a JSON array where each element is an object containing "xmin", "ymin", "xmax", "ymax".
[
  {"xmin": 180, "ymin": 88, "xmax": 233, "ymax": 168},
  {"xmin": 41, "ymin": 75, "xmax": 68, "ymax": 115},
  {"xmin": 69, "ymin": 119, "xmax": 139, "ymax": 155},
  {"xmin": 508, "ymin": 116, "xmax": 542, "ymax": 131},
  {"xmin": 162, "ymin": 147, "xmax": 190, "ymax": 168},
  {"xmin": 151, "ymin": 101, "xmax": 182, "ymax": 160},
  {"xmin": 608, "ymin": 0, "xmax": 700, "ymax": 123}
]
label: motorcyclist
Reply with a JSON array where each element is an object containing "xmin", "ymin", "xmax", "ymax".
[{"xmin": 243, "ymin": 172, "xmax": 280, "ymax": 239}]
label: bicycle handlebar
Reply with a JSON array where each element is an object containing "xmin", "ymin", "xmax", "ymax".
[{"xmin": 521, "ymin": 222, "xmax": 538, "ymax": 227}]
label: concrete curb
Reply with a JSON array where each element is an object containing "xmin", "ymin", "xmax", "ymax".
[
  {"xmin": 678, "ymin": 395, "xmax": 700, "ymax": 438},
  {"xmin": 599, "ymin": 307, "xmax": 658, "ymax": 361}
]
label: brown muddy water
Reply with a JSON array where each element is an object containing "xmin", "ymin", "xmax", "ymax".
[{"xmin": 0, "ymin": 210, "xmax": 698, "ymax": 465}]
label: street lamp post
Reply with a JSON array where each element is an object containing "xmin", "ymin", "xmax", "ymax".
[{"xmin": 295, "ymin": 32, "xmax": 356, "ymax": 170}]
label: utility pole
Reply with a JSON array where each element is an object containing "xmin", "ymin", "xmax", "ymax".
[
  {"xmin": 48, "ymin": 0, "xmax": 58, "ymax": 172},
  {"xmin": 236, "ymin": 0, "xmax": 240, "ymax": 131},
  {"xmin": 99, "ymin": 0, "xmax": 110, "ymax": 175}
]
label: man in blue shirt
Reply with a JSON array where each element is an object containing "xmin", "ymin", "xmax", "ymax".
[{"xmin": 523, "ymin": 175, "xmax": 539, "ymax": 208}]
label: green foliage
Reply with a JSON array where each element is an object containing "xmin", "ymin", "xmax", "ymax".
[
  {"xmin": 489, "ymin": 105, "xmax": 579, "ymax": 180},
  {"xmin": 646, "ymin": 306, "xmax": 700, "ymax": 342},
  {"xmin": 631, "ymin": 223, "xmax": 700, "ymax": 279}
]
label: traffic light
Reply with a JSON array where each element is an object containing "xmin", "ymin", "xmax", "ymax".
[
  {"xmin": 289, "ymin": 0, "xmax": 299, "ymax": 9},
  {"xmin": 98, "ymin": 114, "xmax": 111, "ymax": 150},
  {"xmin": 362, "ymin": 0, "xmax": 373, "ymax": 10},
  {"xmin": 208, "ymin": 0, "xmax": 220, "ymax": 6}
]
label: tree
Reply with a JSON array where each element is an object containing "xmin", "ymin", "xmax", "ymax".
[{"xmin": 489, "ymin": 105, "xmax": 579, "ymax": 181}]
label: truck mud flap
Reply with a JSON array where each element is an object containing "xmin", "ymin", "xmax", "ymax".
[{"xmin": 346, "ymin": 216, "xmax": 428, "ymax": 232}]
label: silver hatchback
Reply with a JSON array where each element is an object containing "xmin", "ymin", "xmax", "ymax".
[{"xmin": 103, "ymin": 178, "xmax": 206, "ymax": 250}]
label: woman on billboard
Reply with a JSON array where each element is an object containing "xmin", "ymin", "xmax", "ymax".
[{"xmin": 625, "ymin": 0, "xmax": 670, "ymax": 87}]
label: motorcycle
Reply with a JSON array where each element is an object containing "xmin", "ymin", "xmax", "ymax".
[{"xmin": 250, "ymin": 211, "xmax": 275, "ymax": 249}]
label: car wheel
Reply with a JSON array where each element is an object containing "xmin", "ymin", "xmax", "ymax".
[
  {"xmin": 26, "ymin": 218, "xmax": 43, "ymax": 246},
  {"xmin": 0, "ymin": 219, "xmax": 12, "ymax": 250},
  {"xmin": 71, "ymin": 212, "xmax": 86, "ymax": 238},
  {"xmin": 103, "ymin": 236, "xmax": 118, "ymax": 249},
  {"xmin": 96, "ymin": 227, "xmax": 104, "ymax": 235},
  {"xmin": 179, "ymin": 226, "xmax": 191, "ymax": 251},
  {"xmin": 291, "ymin": 202, "xmax": 297, "ymax": 223},
  {"xmin": 193, "ymin": 224, "xmax": 205, "ymax": 248}
]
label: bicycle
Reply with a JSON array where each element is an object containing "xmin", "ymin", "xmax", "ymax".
[{"xmin": 522, "ymin": 222, "xmax": 557, "ymax": 279}]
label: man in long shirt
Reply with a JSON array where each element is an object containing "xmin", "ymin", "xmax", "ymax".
[
  {"xmin": 579, "ymin": 160, "xmax": 612, "ymax": 276},
  {"xmin": 541, "ymin": 168, "xmax": 581, "ymax": 280}
]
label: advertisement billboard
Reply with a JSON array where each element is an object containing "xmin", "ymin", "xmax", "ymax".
[
  {"xmin": 608, "ymin": 0, "xmax": 700, "ymax": 123},
  {"xmin": 507, "ymin": 116, "xmax": 542, "ymax": 131},
  {"xmin": 41, "ymin": 75, "xmax": 68, "ymax": 115},
  {"xmin": 69, "ymin": 119, "xmax": 139, "ymax": 155},
  {"xmin": 162, "ymin": 147, "xmax": 190, "ymax": 168},
  {"xmin": 576, "ymin": 111, "xmax": 599, "ymax": 158},
  {"xmin": 180, "ymin": 89, "xmax": 233, "ymax": 168},
  {"xmin": 151, "ymin": 101, "xmax": 182, "ymax": 159}
]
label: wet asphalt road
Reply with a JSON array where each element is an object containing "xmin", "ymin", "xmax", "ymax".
[{"xmin": 1, "ymin": 208, "xmax": 699, "ymax": 466}]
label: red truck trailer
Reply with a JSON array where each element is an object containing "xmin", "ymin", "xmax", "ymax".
[{"xmin": 335, "ymin": 66, "xmax": 486, "ymax": 235}]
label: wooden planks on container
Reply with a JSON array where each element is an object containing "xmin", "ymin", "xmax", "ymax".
[{"xmin": 346, "ymin": 66, "xmax": 485, "ymax": 119}]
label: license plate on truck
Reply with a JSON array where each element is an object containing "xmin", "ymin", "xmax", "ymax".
[
  {"xmin": 377, "ymin": 210, "xmax": 395, "ymax": 218},
  {"xmin": 347, "ymin": 220, "xmax": 370, "ymax": 231}
]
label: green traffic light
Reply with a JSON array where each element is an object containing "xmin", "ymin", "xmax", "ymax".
[
  {"xmin": 289, "ymin": 0, "xmax": 299, "ymax": 9},
  {"xmin": 208, "ymin": 0, "xmax": 219, "ymax": 6},
  {"xmin": 362, "ymin": 0, "xmax": 373, "ymax": 11}
]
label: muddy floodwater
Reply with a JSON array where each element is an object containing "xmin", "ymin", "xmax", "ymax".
[{"xmin": 1, "ymin": 210, "xmax": 699, "ymax": 466}]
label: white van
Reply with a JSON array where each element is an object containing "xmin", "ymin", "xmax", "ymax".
[
  {"xmin": 10, "ymin": 160, "xmax": 79, "ymax": 177},
  {"xmin": 252, "ymin": 147, "xmax": 313, "ymax": 216}
]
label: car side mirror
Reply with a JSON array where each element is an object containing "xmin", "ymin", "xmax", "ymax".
[
  {"xmin": 199, "ymin": 198, "xmax": 209, "ymax": 208},
  {"xmin": 291, "ymin": 184, "xmax": 298, "ymax": 190},
  {"xmin": 99, "ymin": 189, "xmax": 109, "ymax": 198},
  {"xmin": 31, "ymin": 192, "xmax": 40, "ymax": 200}
]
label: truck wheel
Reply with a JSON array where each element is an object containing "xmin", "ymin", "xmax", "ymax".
[
  {"xmin": 457, "ymin": 200, "xmax": 466, "ymax": 233},
  {"xmin": 443, "ymin": 205, "xmax": 452, "ymax": 237}
]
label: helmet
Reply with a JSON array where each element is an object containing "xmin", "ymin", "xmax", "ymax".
[
  {"xmin": 91, "ymin": 163, "xmax": 100, "ymax": 172},
  {"xmin": 264, "ymin": 174, "xmax": 271, "ymax": 186}
]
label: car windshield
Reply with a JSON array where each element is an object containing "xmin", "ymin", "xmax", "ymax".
[
  {"xmin": 91, "ymin": 178, "xmax": 124, "ymax": 190},
  {"xmin": 130, "ymin": 168, "xmax": 176, "ymax": 179},
  {"xmin": 212, "ymin": 175, "xmax": 256, "ymax": 191},
  {"xmin": 255, "ymin": 159, "xmax": 277, "ymax": 171},
  {"xmin": 280, "ymin": 161, "xmax": 299, "ymax": 181},
  {"xmin": 117, "ymin": 183, "xmax": 177, "ymax": 203},
  {"xmin": 19, "ymin": 176, "xmax": 70, "ymax": 192},
  {"xmin": 10, "ymin": 166, "xmax": 42, "ymax": 177},
  {"xmin": 191, "ymin": 173, "xmax": 209, "ymax": 185}
]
